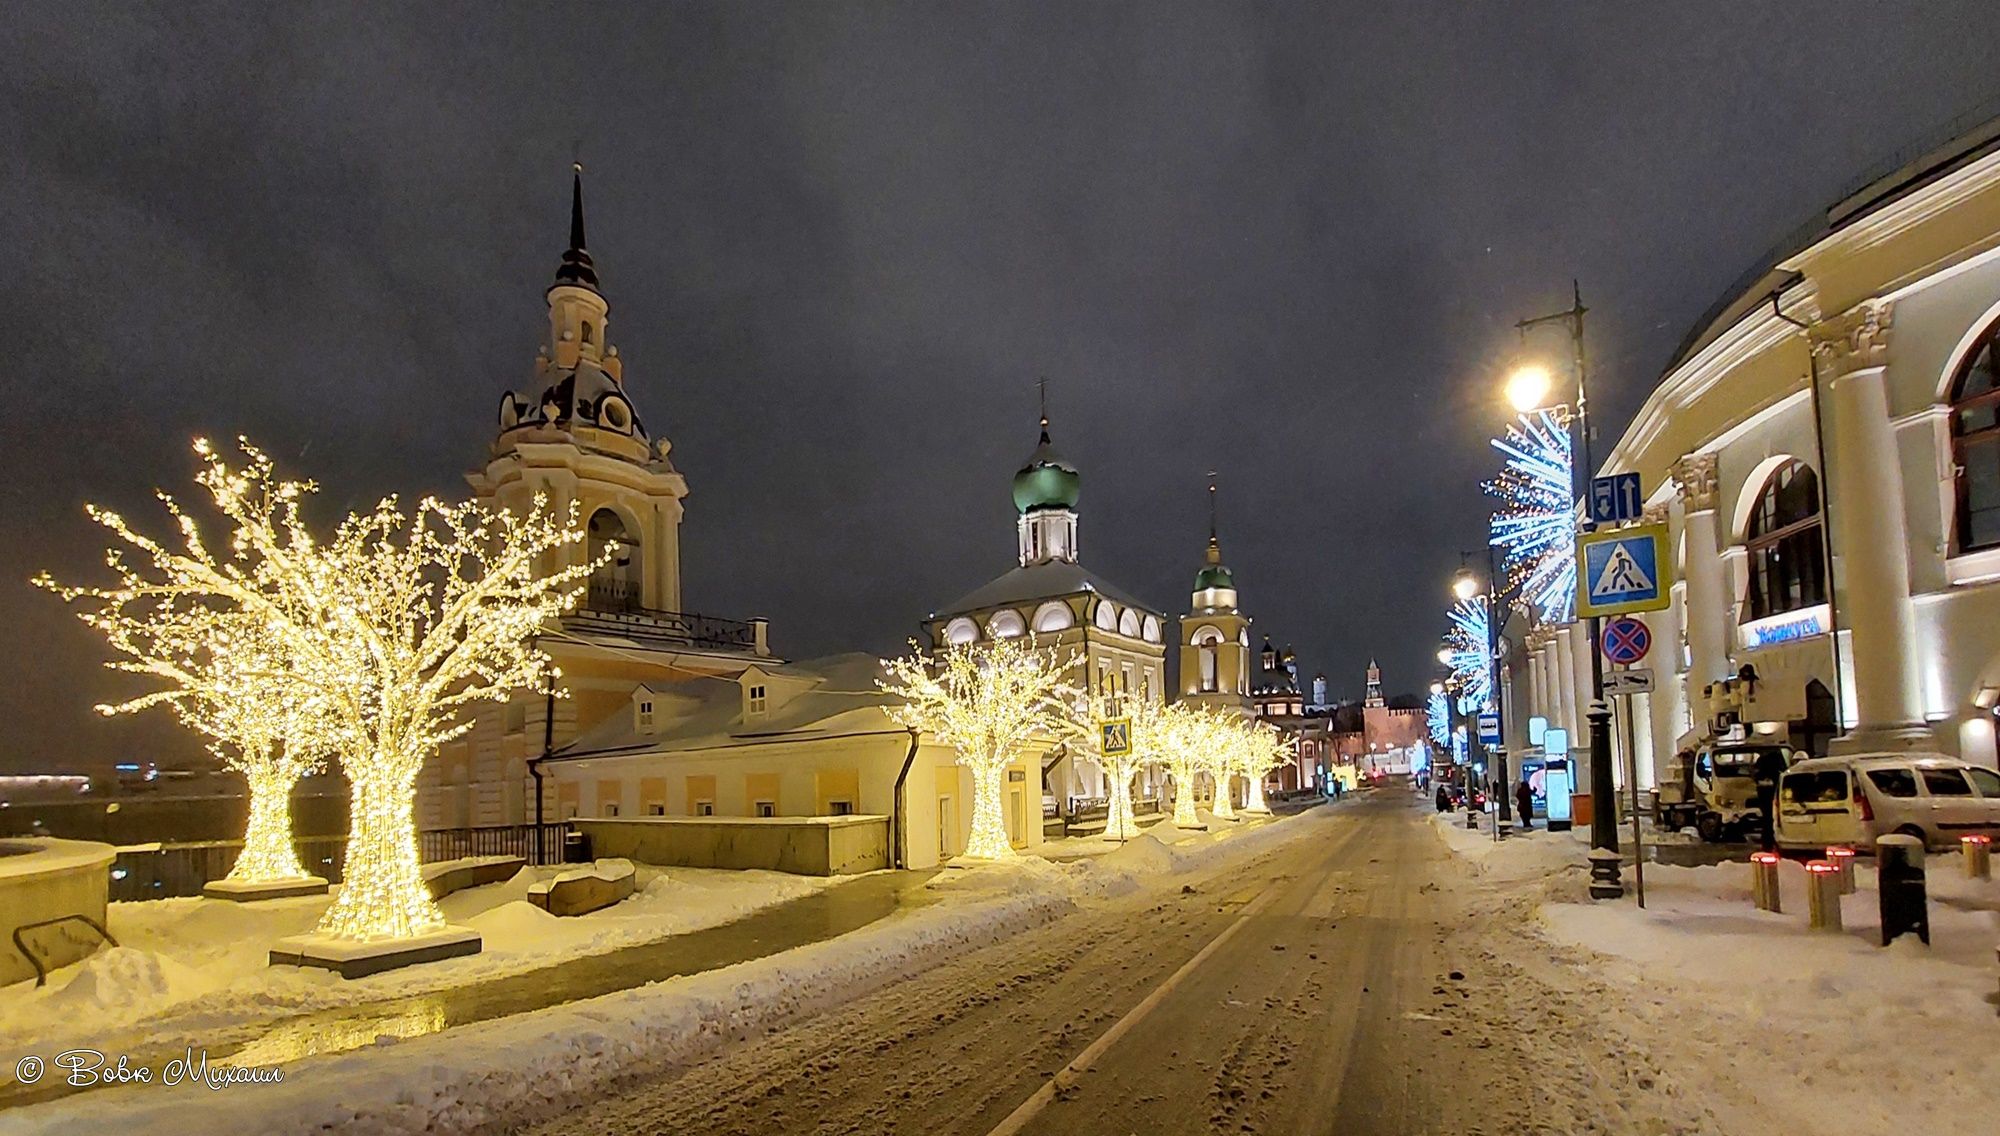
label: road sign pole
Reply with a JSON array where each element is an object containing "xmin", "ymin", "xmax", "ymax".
[{"xmin": 1620, "ymin": 676, "xmax": 1646, "ymax": 908}]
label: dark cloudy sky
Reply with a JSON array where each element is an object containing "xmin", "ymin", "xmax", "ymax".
[{"xmin": 3, "ymin": 3, "xmax": 1997, "ymax": 775}]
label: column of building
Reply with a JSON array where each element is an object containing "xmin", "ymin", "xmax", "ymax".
[{"xmin": 1811, "ymin": 300, "xmax": 1930, "ymax": 750}]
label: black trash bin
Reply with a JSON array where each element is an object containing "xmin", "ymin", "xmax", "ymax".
[
  {"xmin": 563, "ymin": 830, "xmax": 593, "ymax": 865},
  {"xmin": 1875, "ymin": 833, "xmax": 1929, "ymax": 946}
]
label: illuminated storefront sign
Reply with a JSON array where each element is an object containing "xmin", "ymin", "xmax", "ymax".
[{"xmin": 1738, "ymin": 605, "xmax": 1829, "ymax": 651}]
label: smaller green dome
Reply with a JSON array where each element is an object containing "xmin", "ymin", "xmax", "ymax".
[
  {"xmin": 1011, "ymin": 430, "xmax": 1080, "ymax": 514},
  {"xmin": 1194, "ymin": 563, "xmax": 1235, "ymax": 590}
]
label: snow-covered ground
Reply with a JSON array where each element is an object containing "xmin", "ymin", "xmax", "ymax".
[
  {"xmin": 1428, "ymin": 809, "xmax": 2000, "ymax": 1136},
  {"xmin": 7, "ymin": 808, "xmax": 1325, "ymax": 1136},
  {"xmin": 0, "ymin": 861, "xmax": 830, "ymax": 1064}
]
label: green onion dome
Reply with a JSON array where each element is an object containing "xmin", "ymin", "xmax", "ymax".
[{"xmin": 1011, "ymin": 424, "xmax": 1081, "ymax": 513}]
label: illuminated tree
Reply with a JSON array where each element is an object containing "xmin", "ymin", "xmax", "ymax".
[
  {"xmin": 1200, "ymin": 714, "xmax": 1238, "ymax": 822},
  {"xmin": 1063, "ymin": 690, "xmax": 1158, "ymax": 842},
  {"xmin": 42, "ymin": 439, "xmax": 596, "ymax": 941},
  {"xmin": 881, "ymin": 634, "xmax": 1075, "ymax": 860},
  {"xmin": 35, "ymin": 591, "xmax": 337, "ymax": 883},
  {"xmin": 1154, "ymin": 703, "xmax": 1216, "ymax": 829},
  {"xmin": 1235, "ymin": 723, "xmax": 1293, "ymax": 815}
]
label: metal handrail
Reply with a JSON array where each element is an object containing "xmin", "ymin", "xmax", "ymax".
[{"xmin": 12, "ymin": 914, "xmax": 118, "ymax": 988}]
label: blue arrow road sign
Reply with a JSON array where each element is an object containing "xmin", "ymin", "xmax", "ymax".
[
  {"xmin": 1590, "ymin": 472, "xmax": 1644, "ymax": 525},
  {"xmin": 1577, "ymin": 522, "xmax": 1671, "ymax": 617}
]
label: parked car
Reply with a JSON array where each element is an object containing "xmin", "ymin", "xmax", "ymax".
[{"xmin": 1774, "ymin": 753, "xmax": 2000, "ymax": 852}]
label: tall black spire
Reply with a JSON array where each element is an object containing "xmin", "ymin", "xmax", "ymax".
[{"xmin": 552, "ymin": 162, "xmax": 600, "ymax": 292}]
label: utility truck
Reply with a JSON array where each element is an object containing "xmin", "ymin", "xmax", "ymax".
[{"xmin": 1655, "ymin": 665, "xmax": 1802, "ymax": 842}]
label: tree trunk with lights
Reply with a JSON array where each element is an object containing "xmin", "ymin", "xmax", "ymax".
[
  {"xmin": 1211, "ymin": 770, "xmax": 1237, "ymax": 821},
  {"xmin": 227, "ymin": 770, "xmax": 310, "ymax": 882},
  {"xmin": 1243, "ymin": 772, "xmax": 1270, "ymax": 814},
  {"xmin": 1172, "ymin": 771, "xmax": 1199, "ymax": 828},
  {"xmin": 318, "ymin": 758, "xmax": 444, "ymax": 941},
  {"xmin": 1102, "ymin": 764, "xmax": 1140, "ymax": 842},
  {"xmin": 963, "ymin": 754, "xmax": 1015, "ymax": 860}
]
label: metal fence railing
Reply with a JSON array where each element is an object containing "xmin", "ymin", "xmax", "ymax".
[{"xmin": 108, "ymin": 822, "xmax": 573, "ymax": 902}]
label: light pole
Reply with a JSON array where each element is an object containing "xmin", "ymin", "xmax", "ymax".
[{"xmin": 1509, "ymin": 281, "xmax": 1620, "ymax": 897}]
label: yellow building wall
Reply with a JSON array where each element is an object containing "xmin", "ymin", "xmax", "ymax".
[
  {"xmin": 685, "ymin": 774, "xmax": 718, "ymax": 815},
  {"xmin": 745, "ymin": 772, "xmax": 781, "ymax": 816}
]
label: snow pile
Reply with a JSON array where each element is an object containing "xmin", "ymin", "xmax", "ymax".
[
  {"xmin": 12, "ymin": 806, "xmax": 1334, "ymax": 1135},
  {"xmin": 0, "ymin": 864, "xmax": 829, "ymax": 1061},
  {"xmin": 1431, "ymin": 809, "xmax": 2000, "ymax": 1136}
]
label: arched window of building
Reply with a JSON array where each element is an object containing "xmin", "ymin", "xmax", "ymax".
[
  {"xmin": 943, "ymin": 617, "xmax": 979, "ymax": 646},
  {"xmin": 1095, "ymin": 602, "xmax": 1120, "ymax": 632},
  {"xmin": 1032, "ymin": 601, "xmax": 1074, "ymax": 633},
  {"xmin": 1743, "ymin": 461, "xmax": 1826, "ymax": 621},
  {"xmin": 1192, "ymin": 626, "xmax": 1223, "ymax": 693},
  {"xmin": 587, "ymin": 508, "xmax": 641, "ymax": 612},
  {"xmin": 1118, "ymin": 608, "xmax": 1141, "ymax": 638},
  {"xmin": 987, "ymin": 609, "xmax": 1026, "ymax": 639},
  {"xmin": 1949, "ymin": 318, "xmax": 2000, "ymax": 551}
]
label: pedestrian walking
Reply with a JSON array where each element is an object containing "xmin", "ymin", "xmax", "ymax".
[{"xmin": 1515, "ymin": 780, "xmax": 1534, "ymax": 831}]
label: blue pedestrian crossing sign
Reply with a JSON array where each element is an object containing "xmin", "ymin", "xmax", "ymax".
[
  {"xmin": 1577, "ymin": 522, "xmax": 1671, "ymax": 617},
  {"xmin": 1590, "ymin": 472, "xmax": 1644, "ymax": 525}
]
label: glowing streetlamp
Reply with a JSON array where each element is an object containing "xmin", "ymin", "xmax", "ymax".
[{"xmin": 1504, "ymin": 362, "xmax": 1555, "ymax": 413}]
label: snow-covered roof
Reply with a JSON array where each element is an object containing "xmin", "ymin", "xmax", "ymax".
[
  {"xmin": 938, "ymin": 560, "xmax": 1159, "ymax": 619},
  {"xmin": 551, "ymin": 652, "xmax": 909, "ymax": 762}
]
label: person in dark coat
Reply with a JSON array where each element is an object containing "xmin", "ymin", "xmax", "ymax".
[
  {"xmin": 1435, "ymin": 783, "xmax": 1450, "ymax": 813},
  {"xmin": 1515, "ymin": 779, "xmax": 1535, "ymax": 830}
]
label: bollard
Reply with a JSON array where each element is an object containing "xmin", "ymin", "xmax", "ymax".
[
  {"xmin": 1750, "ymin": 850, "xmax": 1782, "ymax": 913},
  {"xmin": 1825, "ymin": 846, "xmax": 1857, "ymax": 895},
  {"xmin": 1805, "ymin": 860, "xmax": 1843, "ymax": 932},
  {"xmin": 1962, "ymin": 834, "xmax": 1992, "ymax": 880},
  {"xmin": 1875, "ymin": 834, "xmax": 1930, "ymax": 946}
]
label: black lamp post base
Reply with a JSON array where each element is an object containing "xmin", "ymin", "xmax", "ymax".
[{"xmin": 1588, "ymin": 849, "xmax": 1624, "ymax": 899}]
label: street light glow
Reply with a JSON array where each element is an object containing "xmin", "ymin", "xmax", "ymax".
[
  {"xmin": 1451, "ymin": 566, "xmax": 1479, "ymax": 601},
  {"xmin": 1505, "ymin": 363, "xmax": 1554, "ymax": 412},
  {"xmin": 1437, "ymin": 647, "xmax": 1453, "ymax": 666}
]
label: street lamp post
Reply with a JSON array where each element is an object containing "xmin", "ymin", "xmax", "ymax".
[{"xmin": 1514, "ymin": 281, "xmax": 1621, "ymax": 898}]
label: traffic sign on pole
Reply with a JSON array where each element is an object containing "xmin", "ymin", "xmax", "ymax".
[
  {"xmin": 1600, "ymin": 617, "xmax": 1652, "ymax": 665},
  {"xmin": 1477, "ymin": 713, "xmax": 1501, "ymax": 746},
  {"xmin": 1602, "ymin": 669, "xmax": 1655, "ymax": 696},
  {"xmin": 1590, "ymin": 472, "xmax": 1644, "ymax": 525},
  {"xmin": 1577, "ymin": 523, "xmax": 1671, "ymax": 617}
]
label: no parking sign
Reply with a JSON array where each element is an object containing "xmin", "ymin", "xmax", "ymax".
[{"xmin": 1601, "ymin": 617, "xmax": 1651, "ymax": 666}]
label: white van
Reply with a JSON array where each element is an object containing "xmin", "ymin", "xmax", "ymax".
[{"xmin": 1775, "ymin": 753, "xmax": 2000, "ymax": 852}]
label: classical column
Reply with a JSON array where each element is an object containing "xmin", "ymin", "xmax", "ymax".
[
  {"xmin": 1554, "ymin": 626, "xmax": 1577, "ymax": 738},
  {"xmin": 1812, "ymin": 300, "xmax": 1929, "ymax": 750},
  {"xmin": 1527, "ymin": 634, "xmax": 1546, "ymax": 726},
  {"xmin": 1672, "ymin": 453, "xmax": 1731, "ymax": 701}
]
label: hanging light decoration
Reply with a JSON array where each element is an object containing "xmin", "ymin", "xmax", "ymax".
[
  {"xmin": 1485, "ymin": 409, "xmax": 1577, "ymax": 625},
  {"xmin": 1441, "ymin": 595, "xmax": 1492, "ymax": 714}
]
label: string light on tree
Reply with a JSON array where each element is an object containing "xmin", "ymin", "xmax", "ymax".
[
  {"xmin": 1485, "ymin": 409, "xmax": 1577, "ymax": 624},
  {"xmin": 1065, "ymin": 690, "xmax": 1157, "ymax": 842},
  {"xmin": 1234, "ymin": 723, "xmax": 1292, "ymax": 815},
  {"xmin": 42, "ymin": 438, "xmax": 601, "ymax": 943},
  {"xmin": 880, "ymin": 634, "xmax": 1075, "ymax": 860},
  {"xmin": 1151, "ymin": 702, "xmax": 1213, "ymax": 829}
]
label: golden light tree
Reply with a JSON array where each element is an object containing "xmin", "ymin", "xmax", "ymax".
[
  {"xmin": 31, "ymin": 580, "xmax": 341, "ymax": 884},
  {"xmin": 1154, "ymin": 702, "xmax": 1212, "ymax": 829},
  {"xmin": 1194, "ymin": 711, "xmax": 1239, "ymax": 822},
  {"xmin": 1063, "ymin": 690, "xmax": 1159, "ymax": 842},
  {"xmin": 1236, "ymin": 722, "xmax": 1294, "ymax": 815},
  {"xmin": 880, "ymin": 634, "xmax": 1075, "ymax": 860},
  {"xmin": 41, "ymin": 439, "xmax": 597, "ymax": 941}
]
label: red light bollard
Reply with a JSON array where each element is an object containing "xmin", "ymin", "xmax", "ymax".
[
  {"xmin": 1751, "ymin": 851, "xmax": 1782, "ymax": 913},
  {"xmin": 1825, "ymin": 846, "xmax": 1857, "ymax": 894},
  {"xmin": 1806, "ymin": 859, "xmax": 1843, "ymax": 932},
  {"xmin": 1962, "ymin": 834, "xmax": 1992, "ymax": 881}
]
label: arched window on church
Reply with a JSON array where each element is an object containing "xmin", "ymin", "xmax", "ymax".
[
  {"xmin": 1192, "ymin": 626, "xmax": 1223, "ymax": 693},
  {"xmin": 581, "ymin": 321, "xmax": 595, "ymax": 347},
  {"xmin": 587, "ymin": 508, "xmax": 642, "ymax": 613},
  {"xmin": 1949, "ymin": 315, "xmax": 2000, "ymax": 552},
  {"xmin": 1743, "ymin": 461, "xmax": 1826, "ymax": 622}
]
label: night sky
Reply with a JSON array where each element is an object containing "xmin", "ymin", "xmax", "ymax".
[{"xmin": 4, "ymin": 3, "xmax": 1997, "ymax": 775}]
